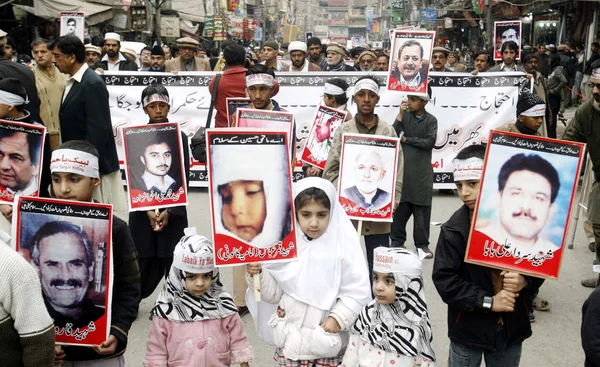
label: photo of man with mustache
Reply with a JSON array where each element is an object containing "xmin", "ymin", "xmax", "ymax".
[
  {"xmin": 30, "ymin": 221, "xmax": 104, "ymax": 328},
  {"xmin": 477, "ymin": 153, "xmax": 561, "ymax": 258},
  {"xmin": 390, "ymin": 40, "xmax": 428, "ymax": 88},
  {"xmin": 341, "ymin": 147, "xmax": 391, "ymax": 210}
]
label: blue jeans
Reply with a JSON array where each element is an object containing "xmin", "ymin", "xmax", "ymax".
[
  {"xmin": 448, "ymin": 325, "xmax": 522, "ymax": 367},
  {"xmin": 364, "ymin": 233, "xmax": 389, "ymax": 289}
]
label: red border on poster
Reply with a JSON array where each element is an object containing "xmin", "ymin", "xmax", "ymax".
[
  {"xmin": 387, "ymin": 30, "xmax": 436, "ymax": 94},
  {"xmin": 493, "ymin": 20, "xmax": 522, "ymax": 61},
  {"xmin": 226, "ymin": 97, "xmax": 251, "ymax": 127},
  {"xmin": 301, "ymin": 105, "xmax": 347, "ymax": 170},
  {"xmin": 465, "ymin": 130, "xmax": 585, "ymax": 279}
]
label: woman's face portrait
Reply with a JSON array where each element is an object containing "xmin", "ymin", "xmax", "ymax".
[{"xmin": 218, "ymin": 180, "xmax": 267, "ymax": 242}]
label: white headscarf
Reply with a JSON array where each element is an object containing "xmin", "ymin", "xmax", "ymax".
[
  {"xmin": 210, "ymin": 144, "xmax": 292, "ymax": 248},
  {"xmin": 263, "ymin": 177, "xmax": 371, "ymax": 313}
]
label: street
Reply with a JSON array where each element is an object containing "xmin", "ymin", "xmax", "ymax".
[{"xmin": 123, "ymin": 110, "xmax": 592, "ymax": 367}]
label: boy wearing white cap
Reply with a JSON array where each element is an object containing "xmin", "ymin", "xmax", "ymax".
[
  {"xmin": 93, "ymin": 32, "xmax": 137, "ymax": 72},
  {"xmin": 281, "ymin": 41, "xmax": 322, "ymax": 72}
]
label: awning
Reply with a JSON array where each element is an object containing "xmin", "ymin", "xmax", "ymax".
[
  {"xmin": 14, "ymin": 0, "xmax": 112, "ymax": 25},
  {"xmin": 170, "ymin": 0, "xmax": 208, "ymax": 22}
]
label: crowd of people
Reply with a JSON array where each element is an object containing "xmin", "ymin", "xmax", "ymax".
[{"xmin": 1, "ymin": 27, "xmax": 600, "ymax": 367}]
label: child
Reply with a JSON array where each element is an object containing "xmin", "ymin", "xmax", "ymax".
[
  {"xmin": 342, "ymin": 247, "xmax": 435, "ymax": 367},
  {"xmin": 144, "ymin": 231, "xmax": 253, "ymax": 367},
  {"xmin": 50, "ymin": 140, "xmax": 140, "ymax": 366},
  {"xmin": 246, "ymin": 177, "xmax": 371, "ymax": 367},
  {"xmin": 432, "ymin": 144, "xmax": 543, "ymax": 367}
]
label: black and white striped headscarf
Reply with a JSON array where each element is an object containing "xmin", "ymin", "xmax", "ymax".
[
  {"xmin": 151, "ymin": 234, "xmax": 238, "ymax": 322},
  {"xmin": 351, "ymin": 248, "xmax": 435, "ymax": 361}
]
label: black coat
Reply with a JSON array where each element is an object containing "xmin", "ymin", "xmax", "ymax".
[
  {"xmin": 92, "ymin": 53, "xmax": 138, "ymax": 71},
  {"xmin": 432, "ymin": 205, "xmax": 543, "ymax": 351},
  {"xmin": 582, "ymin": 286, "xmax": 600, "ymax": 367},
  {"xmin": 59, "ymin": 66, "xmax": 119, "ymax": 175},
  {"xmin": 0, "ymin": 56, "xmax": 42, "ymax": 125}
]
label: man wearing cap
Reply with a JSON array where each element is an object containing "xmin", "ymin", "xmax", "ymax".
[
  {"xmin": 563, "ymin": 59, "xmax": 600, "ymax": 288},
  {"xmin": 93, "ymin": 32, "xmax": 138, "ymax": 72},
  {"xmin": 323, "ymin": 75, "xmax": 404, "ymax": 281},
  {"xmin": 53, "ymin": 35, "xmax": 126, "ymax": 211},
  {"xmin": 84, "ymin": 44, "xmax": 101, "ymax": 68},
  {"xmin": 430, "ymin": 47, "xmax": 452, "ymax": 72},
  {"xmin": 350, "ymin": 46, "xmax": 366, "ymax": 70},
  {"xmin": 165, "ymin": 37, "xmax": 210, "ymax": 72},
  {"xmin": 147, "ymin": 45, "xmax": 166, "ymax": 72},
  {"xmin": 357, "ymin": 50, "xmax": 378, "ymax": 72},
  {"xmin": 31, "ymin": 38, "xmax": 66, "ymax": 150},
  {"xmin": 259, "ymin": 40, "xmax": 285, "ymax": 71},
  {"xmin": 281, "ymin": 41, "xmax": 322, "ymax": 72},
  {"xmin": 307, "ymin": 37, "xmax": 328, "ymax": 70},
  {"xmin": 445, "ymin": 51, "xmax": 466, "ymax": 72},
  {"xmin": 521, "ymin": 53, "xmax": 550, "ymax": 137},
  {"xmin": 324, "ymin": 43, "xmax": 356, "ymax": 72}
]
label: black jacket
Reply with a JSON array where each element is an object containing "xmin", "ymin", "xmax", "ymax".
[
  {"xmin": 0, "ymin": 56, "xmax": 42, "ymax": 125},
  {"xmin": 432, "ymin": 205, "xmax": 543, "ymax": 351},
  {"xmin": 93, "ymin": 53, "xmax": 138, "ymax": 71},
  {"xmin": 582, "ymin": 286, "xmax": 600, "ymax": 367},
  {"xmin": 59, "ymin": 67, "xmax": 120, "ymax": 175}
]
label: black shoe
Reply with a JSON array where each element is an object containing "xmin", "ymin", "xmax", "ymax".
[
  {"xmin": 238, "ymin": 306, "xmax": 249, "ymax": 317},
  {"xmin": 529, "ymin": 311, "xmax": 535, "ymax": 323},
  {"xmin": 589, "ymin": 242, "xmax": 596, "ymax": 253},
  {"xmin": 390, "ymin": 241, "xmax": 405, "ymax": 248},
  {"xmin": 581, "ymin": 278, "xmax": 598, "ymax": 288}
]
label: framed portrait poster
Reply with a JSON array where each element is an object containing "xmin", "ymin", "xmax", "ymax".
[
  {"xmin": 122, "ymin": 122, "xmax": 188, "ymax": 211},
  {"xmin": 466, "ymin": 130, "xmax": 585, "ymax": 279},
  {"xmin": 226, "ymin": 97, "xmax": 251, "ymax": 127},
  {"xmin": 60, "ymin": 12, "xmax": 85, "ymax": 41},
  {"xmin": 388, "ymin": 30, "xmax": 436, "ymax": 94},
  {"xmin": 494, "ymin": 21, "xmax": 522, "ymax": 61},
  {"xmin": 0, "ymin": 119, "xmax": 46, "ymax": 204},
  {"xmin": 13, "ymin": 196, "xmax": 113, "ymax": 346},
  {"xmin": 301, "ymin": 105, "xmax": 347, "ymax": 170},
  {"xmin": 206, "ymin": 129, "xmax": 297, "ymax": 266},
  {"xmin": 338, "ymin": 133, "xmax": 400, "ymax": 222}
]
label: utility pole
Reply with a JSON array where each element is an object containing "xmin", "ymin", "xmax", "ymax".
[
  {"xmin": 150, "ymin": 0, "xmax": 167, "ymax": 46},
  {"xmin": 485, "ymin": 0, "xmax": 493, "ymax": 50}
]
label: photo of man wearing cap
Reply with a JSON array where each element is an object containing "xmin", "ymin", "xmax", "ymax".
[
  {"xmin": 281, "ymin": 41, "xmax": 322, "ymax": 72},
  {"xmin": 92, "ymin": 32, "xmax": 138, "ymax": 72},
  {"xmin": 165, "ymin": 37, "xmax": 210, "ymax": 72}
]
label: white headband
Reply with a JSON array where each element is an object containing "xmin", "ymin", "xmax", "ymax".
[
  {"xmin": 592, "ymin": 68, "xmax": 600, "ymax": 80},
  {"xmin": 0, "ymin": 90, "xmax": 28, "ymax": 106},
  {"xmin": 353, "ymin": 79, "xmax": 380, "ymax": 96},
  {"xmin": 373, "ymin": 247, "xmax": 423, "ymax": 277},
  {"xmin": 324, "ymin": 83, "xmax": 345, "ymax": 96},
  {"xmin": 50, "ymin": 149, "xmax": 100, "ymax": 179},
  {"xmin": 453, "ymin": 157, "xmax": 484, "ymax": 181},
  {"xmin": 246, "ymin": 73, "xmax": 275, "ymax": 87},
  {"xmin": 143, "ymin": 93, "xmax": 170, "ymax": 107},
  {"xmin": 520, "ymin": 104, "xmax": 546, "ymax": 117}
]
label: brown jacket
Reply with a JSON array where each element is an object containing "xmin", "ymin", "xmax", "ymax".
[
  {"xmin": 446, "ymin": 62, "xmax": 466, "ymax": 72},
  {"xmin": 165, "ymin": 56, "xmax": 211, "ymax": 72},
  {"xmin": 281, "ymin": 61, "xmax": 322, "ymax": 72}
]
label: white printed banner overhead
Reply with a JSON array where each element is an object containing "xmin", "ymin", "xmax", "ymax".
[{"xmin": 103, "ymin": 71, "xmax": 527, "ymax": 189}]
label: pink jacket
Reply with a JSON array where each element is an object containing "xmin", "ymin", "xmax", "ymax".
[{"xmin": 144, "ymin": 314, "xmax": 253, "ymax": 367}]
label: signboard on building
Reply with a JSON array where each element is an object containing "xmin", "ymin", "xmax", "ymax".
[{"xmin": 420, "ymin": 9, "xmax": 438, "ymax": 24}]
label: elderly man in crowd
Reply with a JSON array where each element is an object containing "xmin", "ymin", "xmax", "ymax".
[
  {"xmin": 259, "ymin": 39, "xmax": 285, "ymax": 71},
  {"xmin": 446, "ymin": 51, "xmax": 466, "ymax": 72},
  {"xmin": 84, "ymin": 44, "xmax": 101, "ymax": 68},
  {"xmin": 282, "ymin": 41, "xmax": 322, "ymax": 72},
  {"xmin": 324, "ymin": 42, "xmax": 356, "ymax": 71},
  {"xmin": 430, "ymin": 46, "xmax": 451, "ymax": 72},
  {"xmin": 93, "ymin": 32, "xmax": 137, "ymax": 71},
  {"xmin": 357, "ymin": 50, "xmax": 378, "ymax": 72},
  {"xmin": 165, "ymin": 37, "xmax": 211, "ymax": 72}
]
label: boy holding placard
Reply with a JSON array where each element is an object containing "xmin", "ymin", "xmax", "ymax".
[
  {"xmin": 50, "ymin": 140, "xmax": 140, "ymax": 366},
  {"xmin": 432, "ymin": 144, "xmax": 543, "ymax": 367}
]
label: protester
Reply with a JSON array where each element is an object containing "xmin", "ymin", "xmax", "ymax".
[
  {"xmin": 259, "ymin": 39, "xmax": 285, "ymax": 71},
  {"xmin": 342, "ymin": 247, "xmax": 435, "ymax": 367},
  {"xmin": 1, "ymin": 238, "xmax": 55, "ymax": 367},
  {"xmin": 50, "ymin": 140, "xmax": 140, "ymax": 365},
  {"xmin": 432, "ymin": 144, "xmax": 543, "ymax": 367},
  {"xmin": 430, "ymin": 46, "xmax": 451, "ymax": 72},
  {"xmin": 144, "ymin": 232, "xmax": 253, "ymax": 367},
  {"xmin": 280, "ymin": 42, "xmax": 290, "ymax": 60},
  {"xmin": 573, "ymin": 43, "xmax": 585, "ymax": 105},
  {"xmin": 546, "ymin": 53, "xmax": 567, "ymax": 138},
  {"xmin": 350, "ymin": 47, "xmax": 366, "ymax": 70},
  {"xmin": 121, "ymin": 48, "xmax": 138, "ymax": 66},
  {"xmin": 376, "ymin": 53, "xmax": 389, "ymax": 71},
  {"xmin": 497, "ymin": 90, "xmax": 546, "ymax": 136},
  {"xmin": 307, "ymin": 37, "xmax": 328, "ymax": 70},
  {"xmin": 148, "ymin": 45, "xmax": 166, "ymax": 72},
  {"xmin": 4, "ymin": 36, "xmax": 31, "ymax": 65},
  {"xmin": 84, "ymin": 44, "xmax": 101, "ymax": 68},
  {"xmin": 357, "ymin": 50, "xmax": 377, "ymax": 72},
  {"xmin": 582, "ymin": 286, "xmax": 600, "ymax": 367},
  {"xmin": 140, "ymin": 46, "xmax": 152, "ymax": 70},
  {"xmin": 446, "ymin": 51, "xmax": 466, "ymax": 72},
  {"xmin": 581, "ymin": 42, "xmax": 600, "ymax": 100},
  {"xmin": 470, "ymin": 50, "xmax": 492, "ymax": 74},
  {"xmin": 31, "ymin": 38, "xmax": 65, "ymax": 149},
  {"xmin": 281, "ymin": 41, "xmax": 322, "ymax": 71},
  {"xmin": 489, "ymin": 41, "xmax": 526, "ymax": 72},
  {"xmin": 53, "ymin": 35, "xmax": 126, "ymax": 211},
  {"xmin": 324, "ymin": 43, "xmax": 355, "ymax": 71},
  {"xmin": 323, "ymin": 78, "xmax": 352, "ymax": 120},
  {"xmin": 209, "ymin": 43, "xmax": 248, "ymax": 128},
  {"xmin": 246, "ymin": 177, "xmax": 371, "ymax": 367},
  {"xmin": 162, "ymin": 44, "xmax": 171, "ymax": 60},
  {"xmin": 558, "ymin": 43, "xmax": 577, "ymax": 113},
  {"xmin": 165, "ymin": 37, "xmax": 211, "ymax": 72},
  {"xmin": 563, "ymin": 59, "xmax": 600, "ymax": 288},
  {"xmin": 522, "ymin": 53, "xmax": 550, "ymax": 137},
  {"xmin": 129, "ymin": 85, "xmax": 189, "ymax": 299},
  {"xmin": 93, "ymin": 32, "xmax": 137, "ymax": 71},
  {"xmin": 323, "ymin": 75, "xmax": 404, "ymax": 282},
  {"xmin": 391, "ymin": 94, "xmax": 437, "ymax": 258}
]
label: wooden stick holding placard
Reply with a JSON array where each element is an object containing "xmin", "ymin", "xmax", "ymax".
[
  {"xmin": 357, "ymin": 220, "xmax": 363, "ymax": 236},
  {"xmin": 253, "ymin": 272, "xmax": 261, "ymax": 302}
]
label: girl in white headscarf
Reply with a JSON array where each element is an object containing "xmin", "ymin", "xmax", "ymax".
[
  {"xmin": 144, "ymin": 231, "xmax": 253, "ymax": 367},
  {"xmin": 246, "ymin": 177, "xmax": 371, "ymax": 367}
]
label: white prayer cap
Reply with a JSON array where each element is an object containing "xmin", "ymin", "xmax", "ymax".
[
  {"xmin": 121, "ymin": 47, "xmax": 137, "ymax": 61},
  {"xmin": 104, "ymin": 32, "xmax": 121, "ymax": 42},
  {"xmin": 288, "ymin": 41, "xmax": 307, "ymax": 53}
]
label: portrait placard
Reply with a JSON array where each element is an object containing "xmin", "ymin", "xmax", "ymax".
[
  {"xmin": 388, "ymin": 30, "xmax": 436, "ymax": 94},
  {"xmin": 122, "ymin": 122, "xmax": 188, "ymax": 211},
  {"xmin": 494, "ymin": 21, "xmax": 522, "ymax": 61},
  {"xmin": 234, "ymin": 108, "xmax": 295, "ymax": 146},
  {"xmin": 466, "ymin": 131, "xmax": 585, "ymax": 279},
  {"xmin": 13, "ymin": 196, "xmax": 113, "ymax": 346},
  {"xmin": 60, "ymin": 12, "xmax": 85, "ymax": 41},
  {"xmin": 0, "ymin": 119, "xmax": 46, "ymax": 205},
  {"xmin": 206, "ymin": 129, "xmax": 297, "ymax": 266},
  {"xmin": 338, "ymin": 133, "xmax": 400, "ymax": 222},
  {"xmin": 301, "ymin": 105, "xmax": 347, "ymax": 170},
  {"xmin": 226, "ymin": 98, "xmax": 251, "ymax": 127}
]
